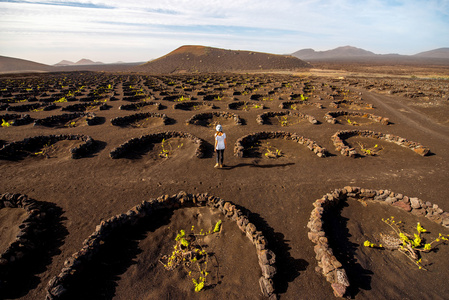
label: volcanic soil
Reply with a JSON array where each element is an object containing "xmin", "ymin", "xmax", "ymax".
[{"xmin": 1, "ymin": 70, "xmax": 449, "ymax": 300}]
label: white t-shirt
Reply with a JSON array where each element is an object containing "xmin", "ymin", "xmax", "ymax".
[{"xmin": 215, "ymin": 133, "xmax": 226, "ymax": 150}]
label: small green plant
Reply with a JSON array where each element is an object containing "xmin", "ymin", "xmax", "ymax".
[
  {"xmin": 1, "ymin": 119, "xmax": 11, "ymax": 127},
  {"xmin": 261, "ymin": 141, "xmax": 283, "ymax": 159},
  {"xmin": 277, "ymin": 115, "xmax": 289, "ymax": 127},
  {"xmin": 357, "ymin": 142, "xmax": 383, "ymax": 156},
  {"xmin": 159, "ymin": 138, "xmax": 183, "ymax": 158},
  {"xmin": 364, "ymin": 217, "xmax": 449, "ymax": 270},
  {"xmin": 346, "ymin": 117, "xmax": 359, "ymax": 126},
  {"xmin": 54, "ymin": 97, "xmax": 67, "ymax": 103},
  {"xmin": 160, "ymin": 220, "xmax": 222, "ymax": 292},
  {"xmin": 176, "ymin": 95, "xmax": 190, "ymax": 102},
  {"xmin": 33, "ymin": 142, "xmax": 55, "ymax": 158},
  {"xmin": 213, "ymin": 220, "xmax": 222, "ymax": 233},
  {"xmin": 65, "ymin": 121, "xmax": 77, "ymax": 128}
]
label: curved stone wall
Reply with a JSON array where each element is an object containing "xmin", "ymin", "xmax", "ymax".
[
  {"xmin": 45, "ymin": 192, "xmax": 277, "ymax": 299},
  {"xmin": 279, "ymin": 101, "xmax": 323, "ymax": 109},
  {"xmin": 34, "ymin": 112, "xmax": 100, "ymax": 127},
  {"xmin": 0, "ymin": 113, "xmax": 33, "ymax": 126},
  {"xmin": 0, "ymin": 193, "xmax": 59, "ymax": 292},
  {"xmin": 110, "ymin": 112, "xmax": 170, "ymax": 126},
  {"xmin": 119, "ymin": 101, "xmax": 162, "ymax": 111},
  {"xmin": 256, "ymin": 111, "xmax": 318, "ymax": 125},
  {"xmin": 174, "ymin": 101, "xmax": 217, "ymax": 110},
  {"xmin": 185, "ymin": 111, "xmax": 243, "ymax": 126},
  {"xmin": 62, "ymin": 102, "xmax": 109, "ymax": 112},
  {"xmin": 331, "ymin": 130, "xmax": 430, "ymax": 157},
  {"xmin": 307, "ymin": 186, "xmax": 449, "ymax": 298},
  {"xmin": 324, "ymin": 111, "xmax": 389, "ymax": 125},
  {"xmin": 0, "ymin": 134, "xmax": 96, "ymax": 159},
  {"xmin": 109, "ymin": 131, "xmax": 208, "ymax": 159},
  {"xmin": 234, "ymin": 131, "xmax": 327, "ymax": 158}
]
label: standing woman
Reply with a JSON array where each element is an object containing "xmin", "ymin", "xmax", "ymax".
[{"xmin": 214, "ymin": 124, "xmax": 226, "ymax": 168}]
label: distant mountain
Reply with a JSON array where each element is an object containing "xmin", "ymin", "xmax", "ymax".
[
  {"xmin": 134, "ymin": 45, "xmax": 310, "ymax": 73},
  {"xmin": 75, "ymin": 59, "xmax": 104, "ymax": 65},
  {"xmin": 414, "ymin": 48, "xmax": 449, "ymax": 59},
  {"xmin": 54, "ymin": 60, "xmax": 75, "ymax": 66},
  {"xmin": 292, "ymin": 46, "xmax": 449, "ymax": 63},
  {"xmin": 54, "ymin": 59, "xmax": 104, "ymax": 66},
  {"xmin": 292, "ymin": 46, "xmax": 376, "ymax": 60},
  {"xmin": 0, "ymin": 55, "xmax": 53, "ymax": 73}
]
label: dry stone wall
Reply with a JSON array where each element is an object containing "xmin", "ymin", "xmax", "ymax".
[
  {"xmin": 110, "ymin": 112, "xmax": 170, "ymax": 126},
  {"xmin": 185, "ymin": 111, "xmax": 243, "ymax": 125},
  {"xmin": 34, "ymin": 112, "xmax": 100, "ymax": 126},
  {"xmin": 0, "ymin": 134, "xmax": 96, "ymax": 159},
  {"xmin": 109, "ymin": 131, "xmax": 208, "ymax": 159},
  {"xmin": 307, "ymin": 186, "xmax": 449, "ymax": 298},
  {"xmin": 256, "ymin": 111, "xmax": 318, "ymax": 125},
  {"xmin": 324, "ymin": 111, "xmax": 389, "ymax": 125},
  {"xmin": 234, "ymin": 131, "xmax": 327, "ymax": 158},
  {"xmin": 45, "ymin": 192, "xmax": 277, "ymax": 299},
  {"xmin": 331, "ymin": 130, "xmax": 430, "ymax": 157},
  {"xmin": 0, "ymin": 193, "xmax": 57, "ymax": 291}
]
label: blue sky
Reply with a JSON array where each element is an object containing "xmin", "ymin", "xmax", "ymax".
[{"xmin": 0, "ymin": 0, "xmax": 448, "ymax": 64}]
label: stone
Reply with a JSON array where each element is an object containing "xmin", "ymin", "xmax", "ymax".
[
  {"xmin": 246, "ymin": 223, "xmax": 256, "ymax": 234},
  {"xmin": 410, "ymin": 197, "xmax": 420, "ymax": 209},
  {"xmin": 331, "ymin": 283, "xmax": 347, "ymax": 298},
  {"xmin": 326, "ymin": 269, "xmax": 338, "ymax": 283},
  {"xmin": 392, "ymin": 201, "xmax": 411, "ymax": 212},
  {"xmin": 258, "ymin": 249, "xmax": 276, "ymax": 266},
  {"xmin": 261, "ymin": 264, "xmax": 277, "ymax": 279},
  {"xmin": 414, "ymin": 147, "xmax": 429, "ymax": 156},
  {"xmin": 308, "ymin": 231, "xmax": 325, "ymax": 243},
  {"xmin": 360, "ymin": 190, "xmax": 376, "ymax": 198},
  {"xmin": 411, "ymin": 208, "xmax": 426, "ymax": 217},
  {"xmin": 442, "ymin": 217, "xmax": 449, "ymax": 227},
  {"xmin": 307, "ymin": 218, "xmax": 323, "ymax": 232},
  {"xmin": 321, "ymin": 253, "xmax": 337, "ymax": 274},
  {"xmin": 385, "ymin": 197, "xmax": 397, "ymax": 204},
  {"xmin": 259, "ymin": 277, "xmax": 275, "ymax": 297},
  {"xmin": 330, "ymin": 257, "xmax": 343, "ymax": 269},
  {"xmin": 50, "ymin": 285, "xmax": 67, "ymax": 297},
  {"xmin": 427, "ymin": 214, "xmax": 442, "ymax": 224},
  {"xmin": 336, "ymin": 269, "xmax": 350, "ymax": 286}
]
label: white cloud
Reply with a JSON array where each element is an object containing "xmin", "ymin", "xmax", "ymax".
[{"xmin": 0, "ymin": 0, "xmax": 448, "ymax": 63}]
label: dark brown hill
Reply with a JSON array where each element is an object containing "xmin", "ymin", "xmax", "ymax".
[
  {"xmin": 0, "ymin": 55, "xmax": 53, "ymax": 73},
  {"xmin": 133, "ymin": 45, "xmax": 311, "ymax": 73}
]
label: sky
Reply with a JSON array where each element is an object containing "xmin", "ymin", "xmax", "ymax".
[{"xmin": 0, "ymin": 0, "xmax": 448, "ymax": 65}]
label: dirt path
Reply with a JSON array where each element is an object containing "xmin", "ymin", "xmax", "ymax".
[{"xmin": 362, "ymin": 91, "xmax": 449, "ymax": 144}]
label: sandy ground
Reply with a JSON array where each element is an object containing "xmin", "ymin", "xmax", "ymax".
[{"xmin": 1, "ymin": 71, "xmax": 449, "ymax": 299}]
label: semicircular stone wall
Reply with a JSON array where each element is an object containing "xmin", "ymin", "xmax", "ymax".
[
  {"xmin": 331, "ymin": 130, "xmax": 430, "ymax": 157},
  {"xmin": 45, "ymin": 192, "xmax": 277, "ymax": 299},
  {"xmin": 307, "ymin": 186, "xmax": 449, "ymax": 298}
]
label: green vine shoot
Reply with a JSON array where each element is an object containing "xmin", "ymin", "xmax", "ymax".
[
  {"xmin": 160, "ymin": 220, "xmax": 223, "ymax": 292},
  {"xmin": 364, "ymin": 217, "xmax": 449, "ymax": 270}
]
